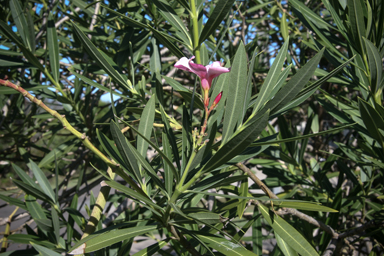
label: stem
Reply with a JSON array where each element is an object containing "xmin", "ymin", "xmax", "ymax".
[
  {"xmin": 1, "ymin": 207, "xmax": 18, "ymax": 252},
  {"xmin": 237, "ymin": 162, "xmax": 339, "ymax": 238},
  {"xmin": 44, "ymin": 70, "xmax": 66, "ymax": 97},
  {"xmin": 0, "ymin": 79, "xmax": 149, "ymax": 243},
  {"xmin": 190, "ymin": 0, "xmax": 201, "ymax": 64}
]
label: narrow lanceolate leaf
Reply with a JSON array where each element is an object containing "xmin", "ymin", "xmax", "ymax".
[
  {"xmin": 275, "ymin": 233, "xmax": 298, "ymax": 256},
  {"xmin": 253, "ymin": 39, "xmax": 289, "ymax": 113},
  {"xmin": 31, "ymin": 243, "xmax": 63, "ymax": 256},
  {"xmin": 272, "ymin": 201, "xmax": 337, "ymax": 212},
  {"xmin": 264, "ymin": 48, "xmax": 325, "ymax": 115},
  {"xmin": 196, "ymin": 234, "xmax": 258, "ymax": 256},
  {"xmin": 348, "ymin": 0, "xmax": 366, "ymax": 54},
  {"xmin": 222, "ymin": 42, "xmax": 248, "ymax": 144},
  {"xmin": 358, "ymin": 98, "xmax": 384, "ymax": 144},
  {"xmin": 242, "ymin": 48, "xmax": 258, "ymax": 123},
  {"xmin": 137, "ymin": 95, "xmax": 156, "ymax": 159},
  {"xmin": 163, "ymin": 132, "xmax": 174, "ymax": 194},
  {"xmin": 0, "ymin": 194, "xmax": 26, "ymax": 210},
  {"xmin": 118, "ymin": 120, "xmax": 179, "ymax": 182},
  {"xmin": 237, "ymin": 178, "xmax": 248, "ymax": 219},
  {"xmin": 199, "ymin": 0, "xmax": 236, "ymax": 45},
  {"xmin": 152, "ymin": 0, "xmax": 192, "ymax": 49},
  {"xmin": 71, "ymin": 22, "xmax": 132, "ymax": 91},
  {"xmin": 281, "ymin": 12, "xmax": 289, "ymax": 41},
  {"xmin": 276, "ymin": 54, "xmax": 354, "ymax": 115},
  {"xmin": 258, "ymin": 204, "xmax": 318, "ymax": 256},
  {"xmin": 13, "ymin": 180, "xmax": 53, "ymax": 204},
  {"xmin": 47, "ymin": 13, "xmax": 60, "ymax": 83},
  {"xmin": 38, "ymin": 142, "xmax": 75, "ymax": 168},
  {"xmin": 69, "ymin": 226, "xmax": 158, "ymax": 254},
  {"xmin": 28, "ymin": 160, "xmax": 56, "ymax": 204},
  {"xmin": 252, "ymin": 211, "xmax": 262, "ymax": 255},
  {"xmin": 110, "ymin": 121, "xmax": 141, "ymax": 183},
  {"xmin": 10, "ymin": 0, "xmax": 34, "ymax": 51},
  {"xmin": 104, "ymin": 180, "xmax": 164, "ymax": 214},
  {"xmin": 132, "ymin": 240, "xmax": 168, "ymax": 256},
  {"xmin": 289, "ymin": 0, "xmax": 333, "ymax": 31},
  {"xmin": 0, "ymin": 20, "xmax": 44, "ymax": 71},
  {"xmin": 69, "ymin": 69, "xmax": 125, "ymax": 97},
  {"xmin": 122, "ymin": 133, "xmax": 168, "ymax": 195},
  {"xmin": 202, "ymin": 110, "xmax": 269, "ymax": 173},
  {"xmin": 12, "ymin": 163, "xmax": 38, "ymax": 188},
  {"xmin": 363, "ymin": 38, "xmax": 382, "ymax": 93}
]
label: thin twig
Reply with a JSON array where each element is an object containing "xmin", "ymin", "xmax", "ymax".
[
  {"xmin": 236, "ymin": 162, "xmax": 338, "ymax": 238},
  {"xmin": 34, "ymin": 0, "xmax": 58, "ymax": 43}
]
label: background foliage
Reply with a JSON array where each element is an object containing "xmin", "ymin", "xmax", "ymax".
[{"xmin": 0, "ymin": 0, "xmax": 383, "ymax": 255}]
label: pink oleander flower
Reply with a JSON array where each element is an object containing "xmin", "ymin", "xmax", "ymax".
[{"xmin": 174, "ymin": 56, "xmax": 230, "ymax": 92}]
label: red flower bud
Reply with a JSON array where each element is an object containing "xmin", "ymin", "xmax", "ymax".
[{"xmin": 212, "ymin": 92, "xmax": 223, "ymax": 108}]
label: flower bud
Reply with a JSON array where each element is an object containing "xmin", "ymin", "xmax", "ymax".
[{"xmin": 212, "ymin": 92, "xmax": 223, "ymax": 108}]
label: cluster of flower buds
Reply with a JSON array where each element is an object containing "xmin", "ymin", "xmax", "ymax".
[{"xmin": 174, "ymin": 56, "xmax": 230, "ymax": 109}]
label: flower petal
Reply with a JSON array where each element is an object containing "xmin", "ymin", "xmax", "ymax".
[
  {"xmin": 206, "ymin": 61, "xmax": 231, "ymax": 81},
  {"xmin": 188, "ymin": 61, "xmax": 207, "ymax": 78},
  {"xmin": 174, "ymin": 57, "xmax": 192, "ymax": 71}
]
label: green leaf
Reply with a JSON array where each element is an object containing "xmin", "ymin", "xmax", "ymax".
[
  {"xmin": 364, "ymin": 37, "xmax": 382, "ymax": 93},
  {"xmin": 275, "ymin": 233, "xmax": 298, "ymax": 256},
  {"xmin": 47, "ymin": 13, "xmax": 60, "ymax": 83},
  {"xmin": 188, "ymin": 212, "xmax": 222, "ymax": 225},
  {"xmin": 0, "ymin": 20, "xmax": 44, "ymax": 70},
  {"xmin": 222, "ymin": 42, "xmax": 248, "ymax": 144},
  {"xmin": 202, "ymin": 110, "xmax": 269, "ymax": 174},
  {"xmin": 25, "ymin": 195, "xmax": 48, "ymax": 233},
  {"xmin": 13, "ymin": 180, "xmax": 53, "ymax": 204},
  {"xmin": 113, "ymin": 120, "xmax": 179, "ymax": 182},
  {"xmin": 348, "ymin": 0, "xmax": 366, "ymax": 55},
  {"xmin": 137, "ymin": 95, "xmax": 156, "ymax": 159},
  {"xmin": 132, "ymin": 239, "xmax": 168, "ymax": 256},
  {"xmin": 38, "ymin": 142, "xmax": 75, "ymax": 168},
  {"xmin": 252, "ymin": 211, "xmax": 262, "ymax": 255},
  {"xmin": 71, "ymin": 22, "xmax": 133, "ymax": 92},
  {"xmin": 10, "ymin": 0, "xmax": 34, "ymax": 51},
  {"xmin": 272, "ymin": 201, "xmax": 338, "ymax": 212},
  {"xmin": 289, "ymin": 0, "xmax": 333, "ymax": 31},
  {"xmin": 148, "ymin": 26, "xmax": 185, "ymax": 58},
  {"xmin": 12, "ymin": 163, "xmax": 37, "ymax": 188},
  {"xmin": 162, "ymin": 132, "xmax": 174, "ymax": 194},
  {"xmin": 258, "ymin": 204, "xmax": 318, "ymax": 256},
  {"xmin": 30, "ymin": 243, "xmax": 62, "ymax": 256},
  {"xmin": 277, "ymin": 55, "xmax": 355, "ymax": 115},
  {"xmin": 264, "ymin": 48, "xmax": 325, "ymax": 115},
  {"xmin": 196, "ymin": 234, "xmax": 258, "ymax": 256},
  {"xmin": 104, "ymin": 180, "xmax": 164, "ymax": 214},
  {"xmin": 237, "ymin": 177, "xmax": 248, "ymax": 219},
  {"xmin": 121, "ymin": 131, "xmax": 168, "ymax": 196},
  {"xmin": 51, "ymin": 208, "xmax": 60, "ymax": 245},
  {"xmin": 242, "ymin": 49, "xmax": 258, "ymax": 119},
  {"xmin": 8, "ymin": 234, "xmax": 55, "ymax": 249},
  {"xmin": 28, "ymin": 159, "xmax": 56, "ymax": 203},
  {"xmin": 159, "ymin": 103, "xmax": 182, "ymax": 175},
  {"xmin": 96, "ymin": 129, "xmax": 138, "ymax": 183},
  {"xmin": 163, "ymin": 76, "xmax": 204, "ymax": 109},
  {"xmin": 110, "ymin": 121, "xmax": 141, "ymax": 183},
  {"xmin": 69, "ymin": 225, "xmax": 158, "ymax": 254},
  {"xmin": 69, "ymin": 68, "xmax": 125, "ymax": 97},
  {"xmin": 358, "ymin": 98, "xmax": 384, "ymax": 144},
  {"xmin": 280, "ymin": 12, "xmax": 289, "ymax": 41},
  {"xmin": 152, "ymin": 0, "xmax": 192, "ymax": 49},
  {"xmin": 253, "ymin": 39, "xmax": 289, "ymax": 113},
  {"xmin": 0, "ymin": 194, "xmax": 26, "ymax": 210},
  {"xmin": 199, "ymin": 0, "xmax": 236, "ymax": 45}
]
